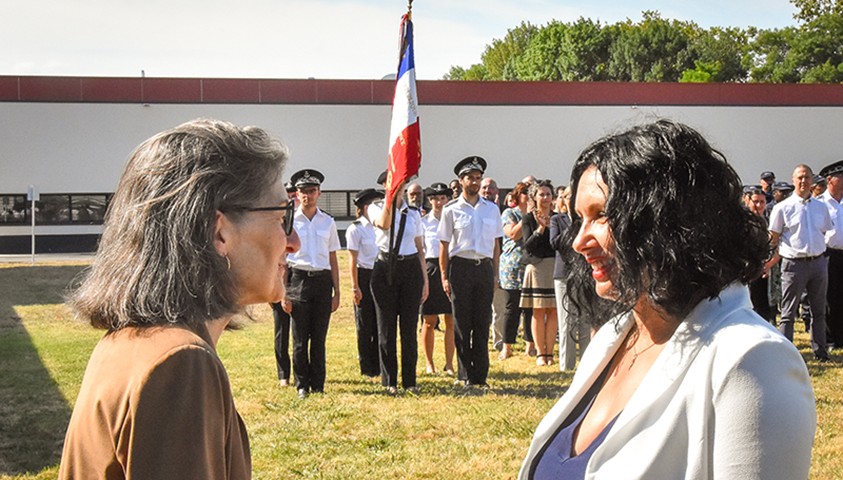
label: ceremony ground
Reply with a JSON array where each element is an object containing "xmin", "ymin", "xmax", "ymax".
[{"xmin": 0, "ymin": 252, "xmax": 840, "ymax": 479}]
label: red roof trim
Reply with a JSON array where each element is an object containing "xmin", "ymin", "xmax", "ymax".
[{"xmin": 1, "ymin": 75, "xmax": 842, "ymax": 106}]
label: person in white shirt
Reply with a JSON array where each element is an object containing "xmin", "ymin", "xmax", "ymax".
[
  {"xmin": 420, "ymin": 182, "xmax": 456, "ymax": 376},
  {"xmin": 283, "ymin": 169, "xmax": 341, "ymax": 398},
  {"xmin": 272, "ymin": 181, "xmax": 300, "ymax": 387},
  {"xmin": 369, "ymin": 175, "xmax": 429, "ymax": 394},
  {"xmin": 438, "ymin": 156, "xmax": 504, "ymax": 388},
  {"xmin": 769, "ymin": 164, "xmax": 834, "ymax": 362},
  {"xmin": 345, "ymin": 188, "xmax": 384, "ymax": 378},
  {"xmin": 820, "ymin": 159, "xmax": 843, "ymax": 351}
]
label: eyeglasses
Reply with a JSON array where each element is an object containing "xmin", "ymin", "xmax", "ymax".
[{"xmin": 225, "ymin": 203, "xmax": 296, "ymax": 235}]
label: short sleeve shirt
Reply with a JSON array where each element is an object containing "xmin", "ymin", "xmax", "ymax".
[
  {"xmin": 420, "ymin": 213, "xmax": 441, "ymax": 259},
  {"xmin": 366, "ymin": 200, "xmax": 423, "ymax": 255},
  {"xmin": 345, "ymin": 217, "xmax": 379, "ymax": 269},
  {"xmin": 821, "ymin": 191, "xmax": 843, "ymax": 250},
  {"xmin": 438, "ymin": 196, "xmax": 504, "ymax": 259},
  {"xmin": 769, "ymin": 194, "xmax": 833, "ymax": 258},
  {"xmin": 287, "ymin": 207, "xmax": 340, "ymax": 271}
]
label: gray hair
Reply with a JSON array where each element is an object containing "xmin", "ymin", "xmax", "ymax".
[
  {"xmin": 69, "ymin": 118, "xmax": 289, "ymax": 330},
  {"xmin": 528, "ymin": 179, "xmax": 554, "ymax": 200}
]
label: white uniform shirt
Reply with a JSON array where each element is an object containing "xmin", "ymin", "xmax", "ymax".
[
  {"xmin": 769, "ymin": 194, "xmax": 833, "ymax": 258},
  {"xmin": 367, "ymin": 200, "xmax": 423, "ymax": 255},
  {"xmin": 287, "ymin": 207, "xmax": 340, "ymax": 271},
  {"xmin": 345, "ymin": 217, "xmax": 378, "ymax": 269},
  {"xmin": 420, "ymin": 213, "xmax": 441, "ymax": 259},
  {"xmin": 437, "ymin": 196, "xmax": 504, "ymax": 259},
  {"xmin": 821, "ymin": 190, "xmax": 843, "ymax": 250}
]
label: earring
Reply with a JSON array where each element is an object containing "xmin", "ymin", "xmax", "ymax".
[{"xmin": 225, "ymin": 255, "xmax": 231, "ymax": 271}]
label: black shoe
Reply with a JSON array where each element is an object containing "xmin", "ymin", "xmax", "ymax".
[
  {"xmin": 813, "ymin": 354, "xmax": 832, "ymax": 363},
  {"xmin": 297, "ymin": 388, "xmax": 308, "ymax": 399}
]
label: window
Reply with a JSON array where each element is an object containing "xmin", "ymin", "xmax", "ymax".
[
  {"xmin": 0, "ymin": 195, "xmax": 27, "ymax": 224},
  {"xmin": 35, "ymin": 194, "xmax": 71, "ymax": 224},
  {"xmin": 71, "ymin": 194, "xmax": 108, "ymax": 224},
  {"xmin": 319, "ymin": 191, "xmax": 353, "ymax": 220}
]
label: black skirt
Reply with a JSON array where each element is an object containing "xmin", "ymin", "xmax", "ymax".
[{"xmin": 422, "ymin": 258, "xmax": 452, "ymax": 315}]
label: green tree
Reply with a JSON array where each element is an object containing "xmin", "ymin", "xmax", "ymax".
[
  {"xmin": 479, "ymin": 21, "xmax": 538, "ymax": 80},
  {"xmin": 687, "ymin": 26, "xmax": 751, "ymax": 82},
  {"xmin": 749, "ymin": 27, "xmax": 801, "ymax": 82},
  {"xmin": 606, "ymin": 12, "xmax": 697, "ymax": 81},
  {"xmin": 791, "ymin": 0, "xmax": 843, "ymax": 22}
]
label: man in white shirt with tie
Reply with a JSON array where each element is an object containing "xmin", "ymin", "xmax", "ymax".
[{"xmin": 770, "ymin": 164, "xmax": 834, "ymax": 362}]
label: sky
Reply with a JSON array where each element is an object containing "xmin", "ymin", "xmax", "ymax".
[{"xmin": 2, "ymin": 0, "xmax": 800, "ymax": 81}]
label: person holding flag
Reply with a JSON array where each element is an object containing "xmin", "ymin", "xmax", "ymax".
[
  {"xmin": 369, "ymin": 173, "xmax": 428, "ymax": 394},
  {"xmin": 367, "ymin": 4, "xmax": 427, "ymax": 395}
]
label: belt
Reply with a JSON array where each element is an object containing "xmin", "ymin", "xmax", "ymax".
[
  {"xmin": 782, "ymin": 254, "xmax": 823, "ymax": 262},
  {"xmin": 377, "ymin": 252, "xmax": 417, "ymax": 262},
  {"xmin": 290, "ymin": 268, "xmax": 330, "ymax": 277},
  {"xmin": 451, "ymin": 256, "xmax": 492, "ymax": 266}
]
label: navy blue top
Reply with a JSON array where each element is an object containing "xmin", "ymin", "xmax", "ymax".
[
  {"xmin": 532, "ymin": 393, "xmax": 619, "ymax": 479},
  {"xmin": 549, "ymin": 212, "xmax": 571, "ymax": 280}
]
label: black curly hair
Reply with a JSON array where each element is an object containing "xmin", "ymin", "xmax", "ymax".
[{"xmin": 564, "ymin": 120, "xmax": 771, "ymax": 327}]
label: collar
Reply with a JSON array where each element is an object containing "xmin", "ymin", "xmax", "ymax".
[{"xmin": 822, "ymin": 190, "xmax": 843, "ymax": 205}]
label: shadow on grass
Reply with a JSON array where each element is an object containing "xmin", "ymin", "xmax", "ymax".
[
  {"xmin": 0, "ymin": 264, "xmax": 87, "ymax": 475},
  {"xmin": 328, "ymin": 369, "xmax": 571, "ymax": 400}
]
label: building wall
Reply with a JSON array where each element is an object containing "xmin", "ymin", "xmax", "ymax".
[{"xmin": 2, "ymin": 76, "xmax": 843, "ymax": 253}]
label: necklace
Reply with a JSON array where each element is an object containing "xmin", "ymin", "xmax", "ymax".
[
  {"xmin": 629, "ymin": 341, "xmax": 658, "ymax": 370},
  {"xmin": 626, "ymin": 329, "xmax": 658, "ymax": 370}
]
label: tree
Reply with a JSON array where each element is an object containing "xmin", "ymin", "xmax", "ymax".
[
  {"xmin": 749, "ymin": 27, "xmax": 801, "ymax": 82},
  {"xmin": 479, "ymin": 22, "xmax": 538, "ymax": 80},
  {"xmin": 686, "ymin": 26, "xmax": 752, "ymax": 82},
  {"xmin": 791, "ymin": 0, "xmax": 843, "ymax": 22},
  {"xmin": 606, "ymin": 12, "xmax": 697, "ymax": 82}
]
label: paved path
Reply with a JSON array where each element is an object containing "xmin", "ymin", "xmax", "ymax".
[{"xmin": 0, "ymin": 253, "xmax": 95, "ymax": 264}]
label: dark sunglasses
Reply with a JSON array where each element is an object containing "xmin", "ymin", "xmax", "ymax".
[{"xmin": 225, "ymin": 203, "xmax": 296, "ymax": 235}]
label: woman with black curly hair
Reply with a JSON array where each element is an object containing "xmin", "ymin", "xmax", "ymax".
[{"xmin": 520, "ymin": 120, "xmax": 815, "ymax": 479}]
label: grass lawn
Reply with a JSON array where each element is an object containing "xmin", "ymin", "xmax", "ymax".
[{"xmin": 0, "ymin": 252, "xmax": 840, "ymax": 479}]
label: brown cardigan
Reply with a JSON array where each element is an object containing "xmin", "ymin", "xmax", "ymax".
[{"xmin": 59, "ymin": 323, "xmax": 250, "ymax": 479}]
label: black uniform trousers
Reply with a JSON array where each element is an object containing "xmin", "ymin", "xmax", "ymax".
[
  {"xmin": 749, "ymin": 275, "xmax": 775, "ymax": 323},
  {"xmin": 288, "ymin": 268, "xmax": 333, "ymax": 393},
  {"xmin": 827, "ymin": 249, "xmax": 843, "ymax": 347},
  {"xmin": 272, "ymin": 269, "xmax": 293, "ymax": 381},
  {"xmin": 448, "ymin": 256, "xmax": 495, "ymax": 386},
  {"xmin": 272, "ymin": 303, "xmax": 291, "ymax": 381},
  {"xmin": 354, "ymin": 267, "xmax": 380, "ymax": 377},
  {"xmin": 371, "ymin": 255, "xmax": 423, "ymax": 388}
]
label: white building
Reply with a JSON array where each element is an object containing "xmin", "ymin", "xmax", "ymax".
[{"xmin": 2, "ymin": 76, "xmax": 842, "ymax": 253}]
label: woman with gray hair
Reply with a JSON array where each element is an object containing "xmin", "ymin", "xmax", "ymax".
[{"xmin": 59, "ymin": 119, "xmax": 300, "ymax": 478}]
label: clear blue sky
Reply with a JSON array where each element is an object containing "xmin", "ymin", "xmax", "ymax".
[{"xmin": 1, "ymin": 0, "xmax": 799, "ymax": 80}]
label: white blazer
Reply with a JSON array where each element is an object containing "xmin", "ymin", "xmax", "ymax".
[{"xmin": 519, "ymin": 284, "xmax": 816, "ymax": 480}]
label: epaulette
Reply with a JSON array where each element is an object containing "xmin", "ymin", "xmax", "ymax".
[
  {"xmin": 317, "ymin": 208, "xmax": 334, "ymax": 219},
  {"xmin": 406, "ymin": 205, "xmax": 419, "ymax": 211},
  {"xmin": 444, "ymin": 198, "xmax": 459, "ymax": 207},
  {"xmin": 351, "ymin": 219, "xmax": 362, "ymax": 225}
]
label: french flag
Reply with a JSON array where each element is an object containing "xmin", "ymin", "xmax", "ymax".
[{"xmin": 385, "ymin": 13, "xmax": 421, "ymax": 208}]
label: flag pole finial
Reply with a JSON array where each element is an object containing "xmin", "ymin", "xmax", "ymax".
[{"xmin": 407, "ymin": 0, "xmax": 413, "ymax": 15}]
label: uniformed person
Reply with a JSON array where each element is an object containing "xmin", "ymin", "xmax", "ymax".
[
  {"xmin": 420, "ymin": 182, "xmax": 456, "ymax": 376},
  {"xmin": 369, "ymin": 174, "xmax": 429, "ymax": 394},
  {"xmin": 271, "ymin": 181, "xmax": 300, "ymax": 387},
  {"xmin": 345, "ymin": 188, "xmax": 384, "ymax": 377},
  {"xmin": 283, "ymin": 169, "xmax": 341, "ymax": 398},
  {"xmin": 438, "ymin": 156, "xmax": 504, "ymax": 388}
]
